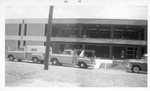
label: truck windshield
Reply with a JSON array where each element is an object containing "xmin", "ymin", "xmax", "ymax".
[
  {"xmin": 18, "ymin": 48, "xmax": 24, "ymax": 51},
  {"xmin": 142, "ymin": 56, "xmax": 147, "ymax": 63},
  {"xmin": 62, "ymin": 51, "xmax": 71, "ymax": 55}
]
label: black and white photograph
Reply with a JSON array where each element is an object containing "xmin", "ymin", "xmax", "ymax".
[{"xmin": 1, "ymin": 0, "xmax": 149, "ymax": 89}]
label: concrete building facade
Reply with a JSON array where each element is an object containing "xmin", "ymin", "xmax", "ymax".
[{"xmin": 5, "ymin": 18, "xmax": 147, "ymax": 59}]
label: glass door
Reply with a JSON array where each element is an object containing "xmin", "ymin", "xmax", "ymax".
[{"xmin": 126, "ymin": 47, "xmax": 138, "ymax": 59}]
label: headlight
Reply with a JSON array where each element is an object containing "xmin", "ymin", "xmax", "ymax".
[{"xmin": 129, "ymin": 63, "xmax": 132, "ymax": 67}]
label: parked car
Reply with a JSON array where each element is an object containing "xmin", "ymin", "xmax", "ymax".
[{"xmin": 126, "ymin": 54, "xmax": 147, "ymax": 73}]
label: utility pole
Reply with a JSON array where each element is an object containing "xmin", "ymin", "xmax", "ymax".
[{"xmin": 44, "ymin": 6, "xmax": 54, "ymax": 70}]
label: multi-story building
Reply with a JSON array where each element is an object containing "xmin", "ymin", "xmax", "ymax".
[{"xmin": 5, "ymin": 18, "xmax": 147, "ymax": 59}]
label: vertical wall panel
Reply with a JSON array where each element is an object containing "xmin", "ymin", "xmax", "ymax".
[
  {"xmin": 5, "ymin": 40, "xmax": 18, "ymax": 51},
  {"xmin": 27, "ymin": 24, "xmax": 45, "ymax": 36},
  {"xmin": 26, "ymin": 41, "xmax": 44, "ymax": 46},
  {"xmin": 5, "ymin": 24, "xmax": 19, "ymax": 35},
  {"xmin": 26, "ymin": 24, "xmax": 45, "ymax": 46}
]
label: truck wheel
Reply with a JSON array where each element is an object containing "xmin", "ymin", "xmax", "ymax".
[
  {"xmin": 32, "ymin": 57, "xmax": 39, "ymax": 63},
  {"xmin": 51, "ymin": 59, "xmax": 59, "ymax": 65},
  {"xmin": 132, "ymin": 66, "xmax": 140, "ymax": 73},
  {"xmin": 8, "ymin": 55, "xmax": 14, "ymax": 61},
  {"xmin": 40, "ymin": 61, "xmax": 44, "ymax": 64},
  {"xmin": 18, "ymin": 59, "xmax": 22, "ymax": 62},
  {"xmin": 78, "ymin": 62, "xmax": 88, "ymax": 68}
]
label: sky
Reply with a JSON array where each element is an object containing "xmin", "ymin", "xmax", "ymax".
[{"xmin": 5, "ymin": 6, "xmax": 147, "ymax": 20}]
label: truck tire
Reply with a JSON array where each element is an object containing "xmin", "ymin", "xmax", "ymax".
[
  {"xmin": 40, "ymin": 61, "xmax": 44, "ymax": 64},
  {"xmin": 51, "ymin": 59, "xmax": 59, "ymax": 65},
  {"xmin": 78, "ymin": 62, "xmax": 88, "ymax": 68},
  {"xmin": 132, "ymin": 66, "xmax": 140, "ymax": 73},
  {"xmin": 8, "ymin": 55, "xmax": 14, "ymax": 61},
  {"xmin": 32, "ymin": 57, "xmax": 39, "ymax": 63},
  {"xmin": 18, "ymin": 59, "xmax": 22, "ymax": 62}
]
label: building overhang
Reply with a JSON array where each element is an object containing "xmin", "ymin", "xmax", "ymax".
[
  {"xmin": 5, "ymin": 36, "xmax": 147, "ymax": 46},
  {"xmin": 5, "ymin": 18, "xmax": 147, "ymax": 26}
]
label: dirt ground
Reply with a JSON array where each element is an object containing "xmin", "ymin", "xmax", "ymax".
[{"xmin": 5, "ymin": 60, "xmax": 147, "ymax": 87}]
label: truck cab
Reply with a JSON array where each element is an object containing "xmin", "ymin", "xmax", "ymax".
[{"xmin": 7, "ymin": 46, "xmax": 26, "ymax": 61}]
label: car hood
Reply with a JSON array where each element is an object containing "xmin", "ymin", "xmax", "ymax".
[{"xmin": 130, "ymin": 60, "xmax": 142, "ymax": 63}]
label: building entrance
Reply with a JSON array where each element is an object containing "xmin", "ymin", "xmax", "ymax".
[
  {"xmin": 113, "ymin": 46, "xmax": 125, "ymax": 59},
  {"xmin": 113, "ymin": 46, "xmax": 139, "ymax": 59},
  {"xmin": 126, "ymin": 47, "xmax": 138, "ymax": 59}
]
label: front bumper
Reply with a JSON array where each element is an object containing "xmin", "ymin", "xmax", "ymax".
[
  {"xmin": 126, "ymin": 65, "xmax": 132, "ymax": 71},
  {"xmin": 87, "ymin": 63, "xmax": 96, "ymax": 67}
]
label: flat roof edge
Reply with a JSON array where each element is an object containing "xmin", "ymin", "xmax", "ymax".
[{"xmin": 5, "ymin": 18, "xmax": 147, "ymax": 25}]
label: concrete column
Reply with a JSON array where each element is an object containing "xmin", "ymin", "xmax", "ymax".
[
  {"xmin": 82, "ymin": 44, "xmax": 85, "ymax": 50},
  {"xmin": 124, "ymin": 47, "xmax": 127, "ymax": 59},
  {"xmin": 78, "ymin": 23, "xmax": 82, "ymax": 38},
  {"xmin": 110, "ymin": 25, "xmax": 114, "ymax": 39},
  {"xmin": 139, "ymin": 31, "xmax": 141, "ymax": 40},
  {"xmin": 58, "ymin": 27, "xmax": 62, "ymax": 37},
  {"xmin": 20, "ymin": 19, "xmax": 25, "ymax": 47},
  {"xmin": 109, "ymin": 44, "xmax": 113, "ymax": 59},
  {"xmin": 109, "ymin": 26, "xmax": 114, "ymax": 59},
  {"xmin": 138, "ymin": 46, "xmax": 141, "ymax": 59},
  {"xmin": 144, "ymin": 26, "xmax": 147, "ymax": 41}
]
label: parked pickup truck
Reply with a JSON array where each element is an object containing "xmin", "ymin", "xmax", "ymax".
[
  {"xmin": 50, "ymin": 49, "xmax": 96, "ymax": 68},
  {"xmin": 7, "ymin": 46, "xmax": 51, "ymax": 63}
]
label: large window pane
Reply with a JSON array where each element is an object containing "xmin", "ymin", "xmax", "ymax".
[
  {"xmin": 82, "ymin": 24, "xmax": 110, "ymax": 38},
  {"xmin": 99, "ymin": 25, "xmax": 110, "ymax": 38},
  {"xmin": 114, "ymin": 25, "xmax": 145, "ymax": 40},
  {"xmin": 49, "ymin": 24, "xmax": 78, "ymax": 37}
]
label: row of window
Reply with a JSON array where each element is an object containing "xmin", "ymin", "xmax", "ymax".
[
  {"xmin": 17, "ymin": 40, "xmax": 147, "ymax": 59},
  {"xmin": 55, "ymin": 43, "xmax": 147, "ymax": 59},
  {"xmin": 5, "ymin": 24, "xmax": 146, "ymax": 40}
]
